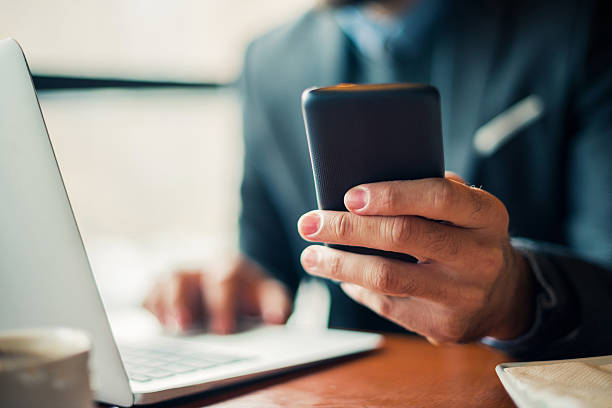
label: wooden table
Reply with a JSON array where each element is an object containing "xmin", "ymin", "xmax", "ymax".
[{"xmin": 130, "ymin": 334, "xmax": 516, "ymax": 408}]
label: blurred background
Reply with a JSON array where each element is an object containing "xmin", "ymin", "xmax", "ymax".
[{"xmin": 0, "ymin": 0, "xmax": 315, "ymax": 309}]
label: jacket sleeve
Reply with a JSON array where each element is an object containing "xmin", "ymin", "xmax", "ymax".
[
  {"xmin": 484, "ymin": 0, "xmax": 612, "ymax": 360},
  {"xmin": 237, "ymin": 43, "xmax": 302, "ymax": 295}
]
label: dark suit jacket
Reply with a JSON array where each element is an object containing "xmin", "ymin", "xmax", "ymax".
[{"xmin": 238, "ymin": 0, "xmax": 612, "ymax": 359}]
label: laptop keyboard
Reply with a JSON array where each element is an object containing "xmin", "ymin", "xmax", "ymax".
[{"xmin": 120, "ymin": 343, "xmax": 249, "ymax": 383}]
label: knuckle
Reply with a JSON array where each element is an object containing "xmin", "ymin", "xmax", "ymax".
[
  {"xmin": 380, "ymin": 182, "xmax": 398, "ymax": 211},
  {"xmin": 496, "ymin": 200, "xmax": 510, "ymax": 229},
  {"xmin": 475, "ymin": 190, "xmax": 509, "ymax": 228},
  {"xmin": 459, "ymin": 286, "xmax": 488, "ymax": 312},
  {"xmin": 471, "ymin": 291, "xmax": 488, "ymax": 312},
  {"xmin": 427, "ymin": 226, "xmax": 458, "ymax": 256},
  {"xmin": 481, "ymin": 247, "xmax": 505, "ymax": 276},
  {"xmin": 400, "ymin": 277, "xmax": 418, "ymax": 297},
  {"xmin": 435, "ymin": 284, "xmax": 450, "ymax": 302},
  {"xmin": 370, "ymin": 262, "xmax": 396, "ymax": 292},
  {"xmin": 431, "ymin": 179, "xmax": 455, "ymax": 212},
  {"xmin": 333, "ymin": 212, "xmax": 353, "ymax": 239},
  {"xmin": 388, "ymin": 216, "xmax": 414, "ymax": 248},
  {"xmin": 327, "ymin": 253, "xmax": 343, "ymax": 280},
  {"xmin": 375, "ymin": 296, "xmax": 393, "ymax": 317},
  {"xmin": 446, "ymin": 235, "xmax": 461, "ymax": 257},
  {"xmin": 439, "ymin": 315, "xmax": 470, "ymax": 343},
  {"xmin": 469, "ymin": 189, "xmax": 487, "ymax": 215}
]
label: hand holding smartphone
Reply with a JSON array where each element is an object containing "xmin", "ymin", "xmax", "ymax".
[{"xmin": 301, "ymin": 83, "xmax": 444, "ymax": 262}]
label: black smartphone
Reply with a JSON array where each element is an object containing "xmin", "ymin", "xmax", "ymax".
[{"xmin": 301, "ymin": 83, "xmax": 444, "ymax": 263}]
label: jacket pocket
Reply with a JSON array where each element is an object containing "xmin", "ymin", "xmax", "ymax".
[{"xmin": 474, "ymin": 95, "xmax": 544, "ymax": 156}]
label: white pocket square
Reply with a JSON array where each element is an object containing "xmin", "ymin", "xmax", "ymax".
[{"xmin": 474, "ymin": 95, "xmax": 544, "ymax": 156}]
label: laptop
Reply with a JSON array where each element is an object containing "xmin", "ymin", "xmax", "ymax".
[{"xmin": 0, "ymin": 38, "xmax": 383, "ymax": 406}]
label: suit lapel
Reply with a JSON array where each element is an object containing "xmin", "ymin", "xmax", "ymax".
[
  {"xmin": 306, "ymin": 10, "xmax": 350, "ymax": 89},
  {"xmin": 432, "ymin": 2, "xmax": 503, "ymax": 181},
  {"xmin": 266, "ymin": 10, "xmax": 349, "ymax": 213}
]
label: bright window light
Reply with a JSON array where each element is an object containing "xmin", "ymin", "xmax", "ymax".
[{"xmin": 0, "ymin": 0, "xmax": 315, "ymax": 83}]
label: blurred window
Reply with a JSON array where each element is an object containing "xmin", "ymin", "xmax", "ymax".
[
  {"xmin": 0, "ymin": 0, "xmax": 314, "ymax": 305},
  {"xmin": 1, "ymin": 0, "xmax": 314, "ymax": 83}
]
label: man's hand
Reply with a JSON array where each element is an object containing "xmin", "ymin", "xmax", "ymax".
[
  {"xmin": 297, "ymin": 173, "xmax": 535, "ymax": 344},
  {"xmin": 143, "ymin": 255, "xmax": 292, "ymax": 334}
]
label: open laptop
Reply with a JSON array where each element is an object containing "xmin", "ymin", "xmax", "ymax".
[{"xmin": 0, "ymin": 38, "xmax": 383, "ymax": 406}]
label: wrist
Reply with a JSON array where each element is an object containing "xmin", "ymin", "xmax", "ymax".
[{"xmin": 487, "ymin": 247, "xmax": 536, "ymax": 340}]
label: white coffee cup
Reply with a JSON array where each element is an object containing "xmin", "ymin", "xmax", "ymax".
[{"xmin": 0, "ymin": 328, "xmax": 94, "ymax": 408}]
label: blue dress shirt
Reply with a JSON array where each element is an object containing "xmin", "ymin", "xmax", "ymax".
[{"xmin": 334, "ymin": 0, "xmax": 446, "ymax": 60}]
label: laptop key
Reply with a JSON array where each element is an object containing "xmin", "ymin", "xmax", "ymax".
[{"xmin": 119, "ymin": 341, "xmax": 249, "ymax": 383}]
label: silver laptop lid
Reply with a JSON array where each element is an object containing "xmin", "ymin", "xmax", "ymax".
[{"xmin": 0, "ymin": 38, "xmax": 133, "ymax": 406}]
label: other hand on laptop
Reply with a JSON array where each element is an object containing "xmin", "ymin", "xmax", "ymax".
[{"xmin": 143, "ymin": 254, "xmax": 292, "ymax": 334}]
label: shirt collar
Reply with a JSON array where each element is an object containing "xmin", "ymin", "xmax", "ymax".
[{"xmin": 334, "ymin": 0, "xmax": 446, "ymax": 60}]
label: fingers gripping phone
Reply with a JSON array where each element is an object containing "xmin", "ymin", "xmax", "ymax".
[{"xmin": 301, "ymin": 83, "xmax": 445, "ymax": 263}]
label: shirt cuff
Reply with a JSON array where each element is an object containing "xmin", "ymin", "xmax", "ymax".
[{"xmin": 481, "ymin": 238, "xmax": 580, "ymax": 358}]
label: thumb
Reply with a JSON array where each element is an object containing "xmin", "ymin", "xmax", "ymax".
[{"xmin": 255, "ymin": 278, "xmax": 293, "ymax": 325}]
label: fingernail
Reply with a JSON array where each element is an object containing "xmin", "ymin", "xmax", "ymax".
[
  {"xmin": 298, "ymin": 212, "xmax": 322, "ymax": 236},
  {"xmin": 301, "ymin": 246, "xmax": 320, "ymax": 269},
  {"xmin": 345, "ymin": 187, "xmax": 369, "ymax": 211}
]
